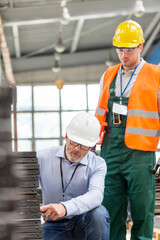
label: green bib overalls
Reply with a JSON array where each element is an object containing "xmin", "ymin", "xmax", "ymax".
[{"xmin": 101, "ymin": 78, "xmax": 156, "ymax": 240}]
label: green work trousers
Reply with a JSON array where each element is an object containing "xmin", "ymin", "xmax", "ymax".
[{"xmin": 101, "ymin": 95, "xmax": 156, "ymax": 240}]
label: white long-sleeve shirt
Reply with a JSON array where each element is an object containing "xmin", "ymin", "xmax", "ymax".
[{"xmin": 37, "ymin": 146, "xmax": 107, "ymax": 220}]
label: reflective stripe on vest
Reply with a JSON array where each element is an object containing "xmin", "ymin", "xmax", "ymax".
[
  {"xmin": 126, "ymin": 127, "xmax": 160, "ymax": 137},
  {"xmin": 128, "ymin": 109, "xmax": 160, "ymax": 119},
  {"xmin": 96, "ymin": 108, "xmax": 106, "ymax": 116}
]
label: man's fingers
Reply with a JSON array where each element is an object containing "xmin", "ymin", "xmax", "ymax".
[
  {"xmin": 50, "ymin": 212, "xmax": 58, "ymax": 221},
  {"xmin": 44, "ymin": 210, "xmax": 51, "ymax": 222},
  {"xmin": 40, "ymin": 204, "xmax": 49, "ymax": 213},
  {"xmin": 40, "ymin": 204, "xmax": 66, "ymax": 221}
]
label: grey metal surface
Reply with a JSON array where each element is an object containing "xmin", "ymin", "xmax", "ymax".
[
  {"xmin": 0, "ymin": 87, "xmax": 18, "ymax": 240},
  {"xmin": 14, "ymin": 151, "xmax": 43, "ymax": 239}
]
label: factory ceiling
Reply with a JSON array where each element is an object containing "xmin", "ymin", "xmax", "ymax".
[{"xmin": 0, "ymin": 0, "xmax": 160, "ymax": 85}]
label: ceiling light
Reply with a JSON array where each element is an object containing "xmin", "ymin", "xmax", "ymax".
[
  {"xmin": 60, "ymin": 7, "xmax": 71, "ymax": 25},
  {"xmin": 51, "ymin": 59, "xmax": 61, "ymax": 73},
  {"xmin": 134, "ymin": 0, "xmax": 145, "ymax": 18},
  {"xmin": 60, "ymin": 0, "xmax": 67, "ymax": 7},
  {"xmin": 105, "ymin": 59, "xmax": 113, "ymax": 67},
  {"xmin": 54, "ymin": 52, "xmax": 61, "ymax": 61},
  {"xmin": 55, "ymin": 36, "xmax": 65, "ymax": 53}
]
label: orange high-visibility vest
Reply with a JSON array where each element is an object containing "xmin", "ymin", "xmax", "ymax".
[{"xmin": 96, "ymin": 62, "xmax": 160, "ymax": 151}]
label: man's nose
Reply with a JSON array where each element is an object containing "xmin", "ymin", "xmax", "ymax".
[
  {"xmin": 122, "ymin": 50, "xmax": 127, "ymax": 56},
  {"xmin": 74, "ymin": 144, "xmax": 81, "ymax": 150}
]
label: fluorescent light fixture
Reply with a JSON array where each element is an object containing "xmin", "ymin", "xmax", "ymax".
[
  {"xmin": 55, "ymin": 36, "xmax": 65, "ymax": 53},
  {"xmin": 52, "ymin": 59, "xmax": 61, "ymax": 73},
  {"xmin": 134, "ymin": 0, "xmax": 145, "ymax": 17},
  {"xmin": 60, "ymin": 7, "xmax": 71, "ymax": 25}
]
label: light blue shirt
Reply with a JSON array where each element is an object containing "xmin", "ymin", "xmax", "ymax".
[{"xmin": 37, "ymin": 146, "xmax": 107, "ymax": 219}]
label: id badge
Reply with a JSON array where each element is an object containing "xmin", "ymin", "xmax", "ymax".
[{"xmin": 113, "ymin": 103, "xmax": 127, "ymax": 116}]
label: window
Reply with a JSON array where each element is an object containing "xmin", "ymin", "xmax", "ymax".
[{"xmin": 12, "ymin": 84, "xmax": 99, "ymax": 152}]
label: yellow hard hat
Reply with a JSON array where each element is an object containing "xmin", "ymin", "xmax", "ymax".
[{"xmin": 113, "ymin": 20, "xmax": 145, "ymax": 48}]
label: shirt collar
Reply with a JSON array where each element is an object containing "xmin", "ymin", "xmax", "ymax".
[
  {"xmin": 55, "ymin": 145, "xmax": 88, "ymax": 166},
  {"xmin": 121, "ymin": 58, "xmax": 144, "ymax": 75},
  {"xmin": 56, "ymin": 145, "xmax": 66, "ymax": 159}
]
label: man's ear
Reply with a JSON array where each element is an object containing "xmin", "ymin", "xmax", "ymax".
[{"xmin": 139, "ymin": 44, "xmax": 143, "ymax": 53}]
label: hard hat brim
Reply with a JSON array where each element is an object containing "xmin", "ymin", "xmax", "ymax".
[
  {"xmin": 67, "ymin": 128, "xmax": 100, "ymax": 147},
  {"xmin": 113, "ymin": 40, "xmax": 144, "ymax": 48}
]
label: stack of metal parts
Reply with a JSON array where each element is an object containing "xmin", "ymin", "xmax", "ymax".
[
  {"xmin": 155, "ymin": 171, "xmax": 160, "ymax": 215},
  {"xmin": 0, "ymin": 87, "xmax": 19, "ymax": 240},
  {"xmin": 13, "ymin": 151, "xmax": 43, "ymax": 240}
]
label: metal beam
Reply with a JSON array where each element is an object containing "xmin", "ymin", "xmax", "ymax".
[
  {"xmin": 23, "ymin": 17, "xmax": 120, "ymax": 58},
  {"xmin": 12, "ymin": 24, "xmax": 21, "ymax": 58},
  {"xmin": 14, "ymin": 64, "xmax": 107, "ymax": 85},
  {"xmin": 9, "ymin": 0, "xmax": 14, "ymax": 8},
  {"xmin": 2, "ymin": 0, "xmax": 160, "ymax": 27},
  {"xmin": 144, "ymin": 12, "xmax": 160, "ymax": 39},
  {"xmin": 11, "ymin": 49, "xmax": 118, "ymax": 72},
  {"xmin": 70, "ymin": 19, "xmax": 85, "ymax": 53},
  {"xmin": 142, "ymin": 21, "xmax": 160, "ymax": 58}
]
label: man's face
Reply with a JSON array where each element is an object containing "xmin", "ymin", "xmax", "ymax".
[
  {"xmin": 116, "ymin": 44, "xmax": 143, "ymax": 71},
  {"xmin": 65, "ymin": 136, "xmax": 90, "ymax": 163}
]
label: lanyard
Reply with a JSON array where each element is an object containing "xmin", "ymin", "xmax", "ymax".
[
  {"xmin": 120, "ymin": 62, "xmax": 140, "ymax": 104},
  {"xmin": 60, "ymin": 158, "xmax": 80, "ymax": 201}
]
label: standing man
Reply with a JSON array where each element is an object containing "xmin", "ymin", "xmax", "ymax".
[
  {"xmin": 96, "ymin": 20, "xmax": 160, "ymax": 240},
  {"xmin": 38, "ymin": 112, "xmax": 110, "ymax": 240}
]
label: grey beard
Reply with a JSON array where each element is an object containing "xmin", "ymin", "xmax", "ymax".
[
  {"xmin": 66, "ymin": 151, "xmax": 81, "ymax": 163},
  {"xmin": 65, "ymin": 147, "xmax": 82, "ymax": 163}
]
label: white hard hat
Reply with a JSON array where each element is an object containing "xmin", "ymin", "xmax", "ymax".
[{"xmin": 66, "ymin": 112, "xmax": 100, "ymax": 147}]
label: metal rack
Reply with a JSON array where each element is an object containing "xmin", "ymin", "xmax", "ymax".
[
  {"xmin": 0, "ymin": 87, "xmax": 43, "ymax": 240},
  {"xmin": 13, "ymin": 151, "xmax": 43, "ymax": 240}
]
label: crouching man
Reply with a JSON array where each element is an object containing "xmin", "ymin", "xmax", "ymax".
[{"xmin": 38, "ymin": 112, "xmax": 110, "ymax": 240}]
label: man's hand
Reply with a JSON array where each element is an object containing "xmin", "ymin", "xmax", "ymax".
[{"xmin": 40, "ymin": 203, "xmax": 67, "ymax": 222}]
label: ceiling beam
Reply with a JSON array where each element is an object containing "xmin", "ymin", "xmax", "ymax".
[
  {"xmin": 9, "ymin": 0, "xmax": 14, "ymax": 8},
  {"xmin": 12, "ymin": 24, "xmax": 21, "ymax": 58},
  {"xmin": 23, "ymin": 17, "xmax": 120, "ymax": 58},
  {"xmin": 70, "ymin": 19, "xmax": 85, "ymax": 53},
  {"xmin": 11, "ymin": 49, "xmax": 118, "ymax": 72},
  {"xmin": 142, "ymin": 21, "xmax": 160, "ymax": 58},
  {"xmin": 14, "ymin": 64, "xmax": 107, "ymax": 85},
  {"xmin": 1, "ymin": 0, "xmax": 160, "ymax": 27},
  {"xmin": 143, "ymin": 12, "xmax": 160, "ymax": 39}
]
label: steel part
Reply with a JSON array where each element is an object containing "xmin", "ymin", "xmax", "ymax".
[
  {"xmin": 17, "ymin": 169, "xmax": 40, "ymax": 176},
  {"xmin": 18, "ymin": 164, "xmax": 40, "ymax": 170},
  {"xmin": 20, "ymin": 193, "xmax": 42, "ymax": 201},
  {"xmin": 18, "ymin": 181, "xmax": 39, "ymax": 188},
  {"xmin": 17, "ymin": 206, "xmax": 40, "ymax": 214},
  {"xmin": 16, "ymin": 220, "xmax": 41, "ymax": 227},
  {"xmin": 15, "ymin": 226, "xmax": 43, "ymax": 233},
  {"xmin": 16, "ymin": 212, "xmax": 41, "ymax": 219},
  {"xmin": 13, "ymin": 152, "xmax": 37, "ymax": 158},
  {"xmin": 14, "ymin": 233, "xmax": 43, "ymax": 239},
  {"xmin": 14, "ymin": 158, "xmax": 38, "ymax": 164},
  {"xmin": 18, "ymin": 199, "xmax": 42, "ymax": 207},
  {"xmin": 18, "ymin": 188, "xmax": 41, "ymax": 195},
  {"xmin": 18, "ymin": 176, "xmax": 39, "ymax": 182}
]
